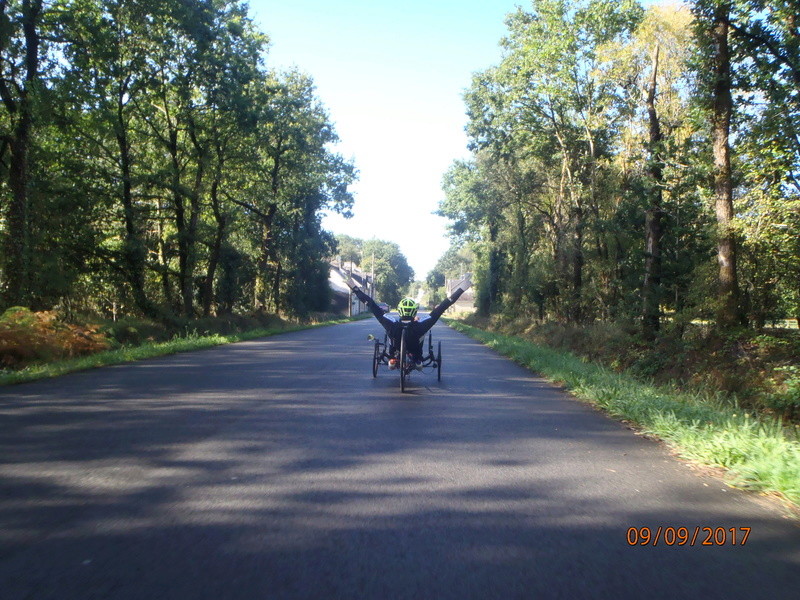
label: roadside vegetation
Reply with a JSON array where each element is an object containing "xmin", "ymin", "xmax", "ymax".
[
  {"xmin": 464, "ymin": 314, "xmax": 800, "ymax": 423},
  {"xmin": 449, "ymin": 319, "xmax": 800, "ymax": 511},
  {"xmin": 0, "ymin": 307, "xmax": 365, "ymax": 386}
]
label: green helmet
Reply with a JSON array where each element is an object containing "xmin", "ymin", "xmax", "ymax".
[{"xmin": 397, "ymin": 297, "xmax": 419, "ymax": 319}]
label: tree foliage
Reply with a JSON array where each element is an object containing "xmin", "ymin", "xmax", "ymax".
[
  {"xmin": 0, "ymin": 0, "xmax": 355, "ymax": 320},
  {"xmin": 439, "ymin": 0, "xmax": 800, "ymax": 331},
  {"xmin": 334, "ymin": 234, "xmax": 414, "ymax": 308}
]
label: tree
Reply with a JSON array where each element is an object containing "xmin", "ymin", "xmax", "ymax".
[
  {"xmin": 55, "ymin": 0, "xmax": 177, "ymax": 318},
  {"xmin": 439, "ymin": 156, "xmax": 504, "ymax": 315},
  {"xmin": 334, "ymin": 234, "xmax": 362, "ymax": 266},
  {"xmin": 0, "ymin": 0, "xmax": 46, "ymax": 306},
  {"xmin": 425, "ymin": 243, "xmax": 474, "ymax": 305},
  {"xmin": 233, "ymin": 70, "xmax": 354, "ymax": 314},
  {"xmin": 694, "ymin": 0, "xmax": 745, "ymax": 328},
  {"xmin": 725, "ymin": 0, "xmax": 800, "ymax": 326},
  {"xmin": 601, "ymin": 4, "xmax": 695, "ymax": 335},
  {"xmin": 361, "ymin": 238, "xmax": 413, "ymax": 307},
  {"xmin": 455, "ymin": 0, "xmax": 644, "ymax": 321}
]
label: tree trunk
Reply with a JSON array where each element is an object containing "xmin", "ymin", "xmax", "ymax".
[
  {"xmin": 156, "ymin": 205, "xmax": 174, "ymax": 310},
  {"xmin": 183, "ymin": 176, "xmax": 202, "ymax": 318},
  {"xmin": 117, "ymin": 117, "xmax": 154, "ymax": 318},
  {"xmin": 255, "ymin": 138, "xmax": 284, "ymax": 312},
  {"xmin": 1, "ymin": 0, "xmax": 43, "ymax": 308},
  {"xmin": 488, "ymin": 219, "xmax": 501, "ymax": 314},
  {"xmin": 271, "ymin": 260, "xmax": 282, "ymax": 314},
  {"xmin": 570, "ymin": 203, "xmax": 584, "ymax": 323},
  {"xmin": 167, "ymin": 127, "xmax": 198, "ymax": 318},
  {"xmin": 642, "ymin": 44, "xmax": 664, "ymax": 340},
  {"xmin": 202, "ymin": 154, "xmax": 225, "ymax": 316},
  {"xmin": 5, "ymin": 103, "xmax": 32, "ymax": 307},
  {"xmin": 112, "ymin": 72, "xmax": 159, "ymax": 319},
  {"xmin": 185, "ymin": 118, "xmax": 208, "ymax": 317},
  {"xmin": 710, "ymin": 3, "xmax": 743, "ymax": 328},
  {"xmin": 511, "ymin": 204, "xmax": 528, "ymax": 307},
  {"xmin": 254, "ymin": 204, "xmax": 278, "ymax": 311}
]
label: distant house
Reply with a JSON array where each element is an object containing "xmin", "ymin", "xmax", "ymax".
[
  {"xmin": 328, "ymin": 265, "xmax": 373, "ymax": 316},
  {"xmin": 446, "ymin": 279, "xmax": 475, "ymax": 314}
]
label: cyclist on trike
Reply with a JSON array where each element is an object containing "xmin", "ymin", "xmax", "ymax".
[{"xmin": 348, "ymin": 276, "xmax": 471, "ymax": 389}]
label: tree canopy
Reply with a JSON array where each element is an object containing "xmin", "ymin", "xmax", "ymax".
[
  {"xmin": 439, "ymin": 0, "xmax": 799, "ymax": 331},
  {"xmin": 0, "ymin": 0, "xmax": 356, "ymax": 319},
  {"xmin": 334, "ymin": 234, "xmax": 414, "ymax": 308}
]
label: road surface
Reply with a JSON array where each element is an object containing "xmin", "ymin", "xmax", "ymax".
[{"xmin": 1, "ymin": 318, "xmax": 798, "ymax": 599}]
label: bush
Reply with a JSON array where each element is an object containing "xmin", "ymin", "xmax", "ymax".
[
  {"xmin": 766, "ymin": 366, "xmax": 800, "ymax": 421},
  {"xmin": 102, "ymin": 316, "xmax": 167, "ymax": 345},
  {"xmin": 100, "ymin": 312, "xmax": 290, "ymax": 346},
  {"xmin": 462, "ymin": 313, "xmax": 800, "ymax": 422},
  {"xmin": 0, "ymin": 307, "xmax": 110, "ymax": 367}
]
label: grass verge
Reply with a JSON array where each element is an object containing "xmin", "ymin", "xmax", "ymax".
[
  {"xmin": 448, "ymin": 319, "xmax": 800, "ymax": 511},
  {"xmin": 0, "ymin": 315, "xmax": 366, "ymax": 387}
]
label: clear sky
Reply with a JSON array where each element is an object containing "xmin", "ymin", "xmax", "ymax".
[
  {"xmin": 245, "ymin": 0, "xmax": 523, "ymax": 279},
  {"xmin": 246, "ymin": 1, "xmax": 660, "ymax": 279}
]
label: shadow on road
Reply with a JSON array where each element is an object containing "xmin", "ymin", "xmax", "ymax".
[{"xmin": 1, "ymin": 322, "xmax": 798, "ymax": 599}]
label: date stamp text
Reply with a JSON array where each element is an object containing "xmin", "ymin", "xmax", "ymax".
[{"xmin": 626, "ymin": 526, "xmax": 751, "ymax": 546}]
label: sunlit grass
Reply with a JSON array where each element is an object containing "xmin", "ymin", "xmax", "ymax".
[
  {"xmin": 0, "ymin": 315, "xmax": 366, "ymax": 387},
  {"xmin": 448, "ymin": 319, "xmax": 800, "ymax": 510}
]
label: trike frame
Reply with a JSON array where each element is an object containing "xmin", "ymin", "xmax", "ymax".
[{"xmin": 371, "ymin": 325, "xmax": 442, "ymax": 392}]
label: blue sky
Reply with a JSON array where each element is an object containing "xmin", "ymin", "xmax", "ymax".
[
  {"xmin": 245, "ymin": 0, "xmax": 522, "ymax": 278},
  {"xmin": 246, "ymin": 1, "xmax": 661, "ymax": 279}
]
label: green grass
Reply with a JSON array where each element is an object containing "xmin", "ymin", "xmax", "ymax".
[
  {"xmin": 448, "ymin": 319, "xmax": 800, "ymax": 510},
  {"xmin": 0, "ymin": 315, "xmax": 366, "ymax": 387}
]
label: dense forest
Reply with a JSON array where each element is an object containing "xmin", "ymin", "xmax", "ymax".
[
  {"xmin": 436, "ymin": 0, "xmax": 799, "ymax": 338},
  {"xmin": 0, "ymin": 0, "xmax": 355, "ymax": 322}
]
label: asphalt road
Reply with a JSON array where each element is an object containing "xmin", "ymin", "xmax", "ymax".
[{"xmin": 1, "ymin": 318, "xmax": 799, "ymax": 599}]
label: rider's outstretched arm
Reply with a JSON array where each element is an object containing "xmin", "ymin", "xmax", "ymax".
[
  {"xmin": 428, "ymin": 288, "xmax": 463, "ymax": 321},
  {"xmin": 350, "ymin": 283, "xmax": 392, "ymax": 325},
  {"xmin": 420, "ymin": 277, "xmax": 473, "ymax": 334}
]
